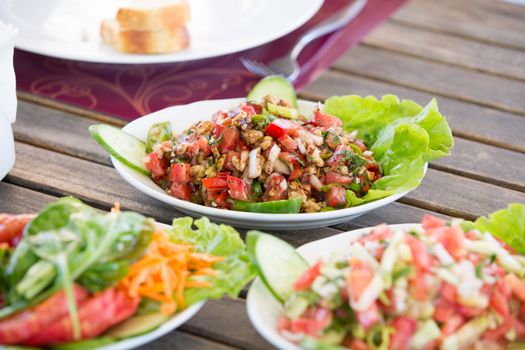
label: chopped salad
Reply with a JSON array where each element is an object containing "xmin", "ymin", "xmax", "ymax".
[
  {"xmin": 273, "ymin": 204, "xmax": 525, "ymax": 350},
  {"xmin": 0, "ymin": 197, "xmax": 254, "ymax": 348},
  {"xmin": 143, "ymin": 96, "xmax": 382, "ymax": 213}
]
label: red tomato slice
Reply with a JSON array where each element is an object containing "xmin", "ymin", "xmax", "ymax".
[
  {"xmin": 169, "ymin": 183, "xmax": 191, "ymax": 201},
  {"xmin": 441, "ymin": 315, "xmax": 465, "ymax": 337},
  {"xmin": 25, "ymin": 288, "xmax": 139, "ymax": 346},
  {"xmin": 0, "ymin": 286, "xmax": 88, "ymax": 344},
  {"xmin": 312, "ymin": 110, "xmax": 342, "ymax": 128},
  {"xmin": 201, "ymin": 176, "xmax": 228, "ymax": 190},
  {"xmin": 433, "ymin": 299, "xmax": 456, "ymax": 323},
  {"xmin": 277, "ymin": 135, "xmax": 298, "ymax": 151},
  {"xmin": 145, "ymin": 152, "xmax": 167, "ymax": 178},
  {"xmin": 405, "ymin": 235, "xmax": 433, "ymax": 271},
  {"xmin": 422, "ymin": 214, "xmax": 446, "ymax": 229},
  {"xmin": 326, "ymin": 186, "xmax": 346, "ymax": 208},
  {"xmin": 506, "ymin": 274, "xmax": 525, "ymax": 302},
  {"xmin": 265, "ymin": 119, "xmax": 300, "ymax": 139},
  {"xmin": 347, "ymin": 258, "xmax": 374, "ymax": 302},
  {"xmin": 356, "ymin": 303, "xmax": 381, "ymax": 331},
  {"xmin": 241, "ymin": 104, "xmax": 257, "ymax": 116},
  {"xmin": 212, "ymin": 124, "xmax": 240, "ymax": 152},
  {"xmin": 293, "ymin": 260, "xmax": 323, "ymax": 291},
  {"xmin": 389, "ymin": 316, "xmax": 418, "ymax": 350},
  {"xmin": 226, "ymin": 175, "xmax": 250, "ymax": 201},
  {"xmin": 325, "ymin": 172, "xmax": 353, "ymax": 185},
  {"xmin": 0, "ymin": 214, "xmax": 35, "ymax": 246},
  {"xmin": 170, "ymin": 163, "xmax": 191, "ymax": 184}
]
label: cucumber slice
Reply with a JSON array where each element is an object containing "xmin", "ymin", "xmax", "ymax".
[
  {"xmin": 246, "ymin": 231, "xmax": 308, "ymax": 302},
  {"xmin": 51, "ymin": 337, "xmax": 115, "ymax": 350},
  {"xmin": 247, "ymin": 75, "xmax": 297, "ymax": 108},
  {"xmin": 89, "ymin": 124, "xmax": 151, "ymax": 176},
  {"xmin": 233, "ymin": 197, "xmax": 302, "ymax": 213},
  {"xmin": 105, "ymin": 312, "xmax": 168, "ymax": 339}
]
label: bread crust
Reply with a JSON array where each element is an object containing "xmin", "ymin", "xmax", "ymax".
[{"xmin": 116, "ymin": 0, "xmax": 190, "ymax": 30}]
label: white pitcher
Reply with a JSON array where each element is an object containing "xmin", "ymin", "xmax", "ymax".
[{"xmin": 0, "ymin": 22, "xmax": 18, "ymax": 180}]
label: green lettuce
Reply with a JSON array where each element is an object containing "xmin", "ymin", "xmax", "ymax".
[
  {"xmin": 170, "ymin": 217, "xmax": 256, "ymax": 306},
  {"xmin": 468, "ymin": 203, "xmax": 525, "ymax": 254},
  {"xmin": 323, "ymin": 95, "xmax": 453, "ymax": 206}
]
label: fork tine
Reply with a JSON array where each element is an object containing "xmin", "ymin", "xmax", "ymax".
[{"xmin": 240, "ymin": 57, "xmax": 275, "ymax": 77}]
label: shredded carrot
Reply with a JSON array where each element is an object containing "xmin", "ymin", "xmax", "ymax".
[{"xmin": 119, "ymin": 229, "xmax": 224, "ymax": 316}]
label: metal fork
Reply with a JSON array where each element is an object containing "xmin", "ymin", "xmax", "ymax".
[{"xmin": 240, "ymin": 0, "xmax": 367, "ymax": 81}]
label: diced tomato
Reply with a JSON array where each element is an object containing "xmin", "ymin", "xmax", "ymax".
[
  {"xmin": 483, "ymin": 317, "xmax": 513, "ymax": 341},
  {"xmin": 224, "ymin": 151, "xmax": 240, "ymax": 171},
  {"xmin": 349, "ymin": 339, "xmax": 371, "ymax": 350},
  {"xmin": 325, "ymin": 172, "xmax": 353, "ymax": 185},
  {"xmin": 293, "ymin": 260, "xmax": 323, "ymax": 291},
  {"xmin": 359, "ymin": 224, "xmax": 392, "ymax": 245},
  {"xmin": 262, "ymin": 174, "xmax": 287, "ymax": 201},
  {"xmin": 312, "ymin": 110, "xmax": 342, "ymax": 128},
  {"xmin": 279, "ymin": 152, "xmax": 305, "ymax": 169},
  {"xmin": 458, "ymin": 305, "xmax": 485, "ymax": 318},
  {"xmin": 0, "ymin": 286, "xmax": 88, "ymax": 344},
  {"xmin": 437, "ymin": 226, "xmax": 465, "ymax": 260},
  {"xmin": 326, "ymin": 186, "xmax": 346, "ymax": 208},
  {"xmin": 347, "ymin": 258, "xmax": 374, "ymax": 302},
  {"xmin": 197, "ymin": 137, "xmax": 211, "ymax": 157},
  {"xmin": 145, "ymin": 152, "xmax": 167, "ymax": 178},
  {"xmin": 440, "ymin": 282, "xmax": 458, "ymax": 303},
  {"xmin": 389, "ymin": 316, "xmax": 417, "ymax": 350},
  {"xmin": 405, "ymin": 235, "xmax": 433, "ymax": 271},
  {"xmin": 201, "ymin": 176, "xmax": 228, "ymax": 190},
  {"xmin": 226, "ymin": 175, "xmax": 250, "ymax": 201},
  {"xmin": 169, "ymin": 183, "xmax": 190, "ymax": 201},
  {"xmin": 212, "ymin": 124, "xmax": 239, "ymax": 152},
  {"xmin": 422, "ymin": 214, "xmax": 446, "ymax": 229},
  {"xmin": 0, "ymin": 214, "xmax": 34, "ymax": 246},
  {"xmin": 326, "ymin": 145, "xmax": 350, "ymax": 167},
  {"xmin": 441, "ymin": 315, "xmax": 465, "ymax": 336},
  {"xmin": 277, "ymin": 135, "xmax": 298, "ymax": 151},
  {"xmin": 241, "ymin": 104, "xmax": 257, "ymax": 116},
  {"xmin": 433, "ymin": 299, "xmax": 456, "ymax": 323},
  {"xmin": 277, "ymin": 316, "xmax": 291, "ymax": 332},
  {"xmin": 505, "ymin": 274, "xmax": 525, "ymax": 302},
  {"xmin": 289, "ymin": 307, "xmax": 332, "ymax": 336},
  {"xmin": 410, "ymin": 269, "xmax": 431, "ymax": 301},
  {"xmin": 170, "ymin": 163, "xmax": 190, "ymax": 184},
  {"xmin": 208, "ymin": 190, "xmax": 231, "ymax": 209},
  {"xmin": 25, "ymin": 289, "xmax": 139, "ymax": 346},
  {"xmin": 490, "ymin": 289, "xmax": 509, "ymax": 318},
  {"xmin": 356, "ymin": 303, "xmax": 381, "ymax": 331},
  {"xmin": 288, "ymin": 166, "xmax": 303, "ymax": 181},
  {"xmin": 265, "ymin": 119, "xmax": 300, "ymax": 139}
]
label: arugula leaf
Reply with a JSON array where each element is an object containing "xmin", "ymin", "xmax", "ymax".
[
  {"xmin": 470, "ymin": 203, "xmax": 525, "ymax": 254},
  {"xmin": 170, "ymin": 217, "xmax": 256, "ymax": 306},
  {"xmin": 324, "ymin": 95, "xmax": 453, "ymax": 206}
]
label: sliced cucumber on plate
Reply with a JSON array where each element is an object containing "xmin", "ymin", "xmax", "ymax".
[
  {"xmin": 247, "ymin": 75, "xmax": 297, "ymax": 108},
  {"xmin": 105, "ymin": 312, "xmax": 168, "ymax": 339},
  {"xmin": 247, "ymin": 231, "xmax": 308, "ymax": 303},
  {"xmin": 89, "ymin": 124, "xmax": 151, "ymax": 176}
]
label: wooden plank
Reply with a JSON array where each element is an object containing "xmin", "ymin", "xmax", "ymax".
[
  {"xmin": 364, "ymin": 21, "xmax": 525, "ymax": 81},
  {"xmin": 0, "ymin": 182, "xmax": 57, "ymax": 213},
  {"xmin": 393, "ymin": 0, "xmax": 525, "ymax": 50},
  {"xmin": 301, "ymin": 70, "xmax": 525, "ymax": 153},
  {"xmin": 332, "ymin": 45, "xmax": 525, "ymax": 116},
  {"xmin": 10, "ymin": 142, "xmax": 525, "ymax": 229},
  {"xmin": 143, "ymin": 331, "xmax": 239, "ymax": 350}
]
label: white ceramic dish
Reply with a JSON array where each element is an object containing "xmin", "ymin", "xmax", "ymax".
[
  {"xmin": 113, "ymin": 98, "xmax": 424, "ymax": 230},
  {"xmin": 0, "ymin": 0, "xmax": 323, "ymax": 64},
  {"xmin": 246, "ymin": 223, "xmax": 420, "ymax": 350}
]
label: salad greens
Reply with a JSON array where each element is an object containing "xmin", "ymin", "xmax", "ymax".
[
  {"xmin": 323, "ymin": 94, "xmax": 453, "ymax": 206},
  {"xmin": 170, "ymin": 217, "xmax": 256, "ymax": 306}
]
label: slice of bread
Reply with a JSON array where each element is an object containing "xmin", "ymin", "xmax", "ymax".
[
  {"xmin": 116, "ymin": 0, "xmax": 190, "ymax": 31},
  {"xmin": 100, "ymin": 19, "xmax": 189, "ymax": 54}
]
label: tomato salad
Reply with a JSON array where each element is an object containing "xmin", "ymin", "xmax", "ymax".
[
  {"xmin": 277, "ymin": 215, "xmax": 525, "ymax": 350},
  {"xmin": 0, "ymin": 198, "xmax": 253, "ymax": 348},
  {"xmin": 144, "ymin": 96, "xmax": 382, "ymax": 213}
]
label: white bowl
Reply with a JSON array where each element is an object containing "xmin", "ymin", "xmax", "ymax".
[
  {"xmin": 114, "ymin": 98, "xmax": 424, "ymax": 230},
  {"xmin": 246, "ymin": 224, "xmax": 420, "ymax": 350}
]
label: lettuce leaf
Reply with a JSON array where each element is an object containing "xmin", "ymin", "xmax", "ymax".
[
  {"xmin": 323, "ymin": 95, "xmax": 453, "ymax": 206},
  {"xmin": 469, "ymin": 203, "xmax": 525, "ymax": 254},
  {"xmin": 170, "ymin": 217, "xmax": 256, "ymax": 306}
]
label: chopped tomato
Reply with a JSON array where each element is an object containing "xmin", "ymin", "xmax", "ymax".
[
  {"xmin": 483, "ymin": 317, "xmax": 513, "ymax": 341},
  {"xmin": 265, "ymin": 119, "xmax": 299, "ymax": 139},
  {"xmin": 326, "ymin": 186, "xmax": 346, "ymax": 208},
  {"xmin": 436, "ymin": 226, "xmax": 465, "ymax": 260},
  {"xmin": 25, "ymin": 288, "xmax": 139, "ymax": 346},
  {"xmin": 434, "ymin": 299, "xmax": 456, "ymax": 323},
  {"xmin": 289, "ymin": 307, "xmax": 332, "ymax": 336},
  {"xmin": 422, "ymin": 214, "xmax": 446, "ymax": 229},
  {"xmin": 441, "ymin": 315, "xmax": 465, "ymax": 336},
  {"xmin": 505, "ymin": 274, "xmax": 525, "ymax": 302},
  {"xmin": 0, "ymin": 214, "xmax": 35, "ymax": 246},
  {"xmin": 145, "ymin": 152, "xmax": 166, "ymax": 178},
  {"xmin": 197, "ymin": 137, "xmax": 211, "ymax": 157},
  {"xmin": 279, "ymin": 152, "xmax": 305, "ymax": 169},
  {"xmin": 325, "ymin": 172, "xmax": 353, "ymax": 185},
  {"xmin": 208, "ymin": 190, "xmax": 231, "ymax": 209},
  {"xmin": 0, "ymin": 286, "xmax": 88, "ymax": 344},
  {"xmin": 410, "ymin": 268, "xmax": 431, "ymax": 301},
  {"xmin": 241, "ymin": 104, "xmax": 257, "ymax": 116},
  {"xmin": 262, "ymin": 174, "xmax": 287, "ymax": 201},
  {"xmin": 277, "ymin": 135, "xmax": 298, "ymax": 151},
  {"xmin": 389, "ymin": 316, "xmax": 417, "ymax": 350},
  {"xmin": 288, "ymin": 166, "xmax": 303, "ymax": 181},
  {"xmin": 356, "ymin": 303, "xmax": 381, "ymax": 331},
  {"xmin": 169, "ymin": 183, "xmax": 190, "ymax": 201},
  {"xmin": 212, "ymin": 124, "xmax": 239, "ymax": 152},
  {"xmin": 349, "ymin": 339, "xmax": 371, "ymax": 350},
  {"xmin": 312, "ymin": 110, "xmax": 342, "ymax": 128},
  {"xmin": 347, "ymin": 258, "xmax": 373, "ymax": 302},
  {"xmin": 405, "ymin": 235, "xmax": 433, "ymax": 271},
  {"xmin": 293, "ymin": 260, "xmax": 323, "ymax": 291},
  {"xmin": 226, "ymin": 175, "xmax": 250, "ymax": 201},
  {"xmin": 201, "ymin": 176, "xmax": 228, "ymax": 190},
  {"xmin": 170, "ymin": 163, "xmax": 190, "ymax": 184}
]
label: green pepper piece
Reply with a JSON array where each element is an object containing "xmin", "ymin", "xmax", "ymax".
[
  {"xmin": 233, "ymin": 198, "xmax": 302, "ymax": 213},
  {"xmin": 146, "ymin": 122, "xmax": 172, "ymax": 152},
  {"xmin": 251, "ymin": 181, "xmax": 263, "ymax": 198}
]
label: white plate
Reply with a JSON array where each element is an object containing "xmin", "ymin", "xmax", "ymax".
[
  {"xmin": 246, "ymin": 223, "xmax": 420, "ymax": 350},
  {"xmin": 0, "ymin": 0, "xmax": 323, "ymax": 64},
  {"xmin": 114, "ymin": 98, "xmax": 424, "ymax": 230}
]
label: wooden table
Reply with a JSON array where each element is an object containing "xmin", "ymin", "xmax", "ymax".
[{"xmin": 3, "ymin": 0, "xmax": 525, "ymax": 348}]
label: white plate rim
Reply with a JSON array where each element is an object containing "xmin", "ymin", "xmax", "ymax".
[
  {"xmin": 111, "ymin": 98, "xmax": 425, "ymax": 227},
  {"xmin": 246, "ymin": 223, "xmax": 421, "ymax": 350},
  {"xmin": 1, "ymin": 0, "xmax": 323, "ymax": 64}
]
